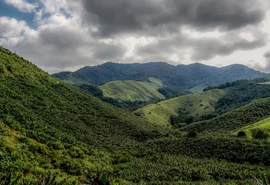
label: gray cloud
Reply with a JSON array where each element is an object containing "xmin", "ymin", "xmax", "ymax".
[
  {"xmin": 136, "ymin": 29, "xmax": 266, "ymax": 62},
  {"xmin": 264, "ymin": 51, "xmax": 270, "ymax": 59},
  {"xmin": 6, "ymin": 17, "xmax": 127, "ymax": 73},
  {"xmin": 0, "ymin": 0, "xmax": 269, "ymax": 73},
  {"xmin": 82, "ymin": 0, "xmax": 265, "ymax": 36},
  {"xmin": 92, "ymin": 43, "xmax": 125, "ymax": 61},
  {"xmin": 253, "ymin": 51, "xmax": 270, "ymax": 73},
  {"xmin": 39, "ymin": 26, "xmax": 89, "ymax": 49},
  {"xmin": 191, "ymin": 33, "xmax": 266, "ymax": 60},
  {"xmin": 262, "ymin": 51, "xmax": 270, "ymax": 73}
]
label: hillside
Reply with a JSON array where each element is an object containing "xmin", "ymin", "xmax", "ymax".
[
  {"xmin": 100, "ymin": 78, "xmax": 165, "ymax": 102},
  {"xmin": 0, "ymin": 46, "xmax": 168, "ymax": 183},
  {"xmin": 181, "ymin": 96, "xmax": 270, "ymax": 133},
  {"xmin": 3, "ymin": 47, "xmax": 270, "ymax": 184},
  {"xmin": 235, "ymin": 117, "xmax": 270, "ymax": 138},
  {"xmin": 136, "ymin": 79, "xmax": 270, "ymax": 127},
  {"xmin": 53, "ymin": 62, "xmax": 270, "ymax": 91},
  {"xmin": 134, "ymin": 89, "xmax": 227, "ymax": 126}
]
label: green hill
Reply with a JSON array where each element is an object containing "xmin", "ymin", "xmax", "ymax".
[
  {"xmin": 181, "ymin": 97, "xmax": 270, "ymax": 133},
  {"xmin": 134, "ymin": 89, "xmax": 227, "ymax": 126},
  {"xmin": 136, "ymin": 79, "xmax": 270, "ymax": 127},
  {"xmin": 100, "ymin": 78, "xmax": 165, "ymax": 102},
  {"xmin": 76, "ymin": 78, "xmax": 181, "ymax": 110}
]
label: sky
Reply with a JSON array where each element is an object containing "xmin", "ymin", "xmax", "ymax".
[{"xmin": 0, "ymin": 0, "xmax": 270, "ymax": 73}]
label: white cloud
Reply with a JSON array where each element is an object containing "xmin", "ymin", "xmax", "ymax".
[
  {"xmin": 4, "ymin": 0, "xmax": 38, "ymax": 13},
  {"xmin": 0, "ymin": 17, "xmax": 30, "ymax": 37}
]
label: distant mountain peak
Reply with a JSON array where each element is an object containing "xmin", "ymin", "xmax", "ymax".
[{"xmin": 53, "ymin": 61, "xmax": 270, "ymax": 89}]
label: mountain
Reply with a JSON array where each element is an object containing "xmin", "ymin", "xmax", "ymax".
[
  {"xmin": 53, "ymin": 62, "xmax": 270, "ymax": 91},
  {"xmin": 2, "ymin": 46, "xmax": 270, "ymax": 184}
]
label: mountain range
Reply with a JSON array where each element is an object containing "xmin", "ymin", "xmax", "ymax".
[{"xmin": 54, "ymin": 62, "xmax": 269, "ymax": 91}]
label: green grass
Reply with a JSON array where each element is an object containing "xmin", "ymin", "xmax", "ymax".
[
  {"xmin": 235, "ymin": 117, "xmax": 270, "ymax": 138},
  {"xmin": 100, "ymin": 79, "xmax": 165, "ymax": 102},
  {"xmin": 134, "ymin": 89, "xmax": 227, "ymax": 126},
  {"xmin": 259, "ymin": 81, "xmax": 270, "ymax": 85}
]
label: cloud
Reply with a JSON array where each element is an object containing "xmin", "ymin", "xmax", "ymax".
[
  {"xmin": 0, "ymin": 0, "xmax": 269, "ymax": 73},
  {"xmin": 0, "ymin": 17, "xmax": 29, "ymax": 37},
  {"xmin": 4, "ymin": 0, "xmax": 38, "ymax": 13},
  {"xmin": 252, "ymin": 51, "xmax": 270, "ymax": 73},
  {"xmin": 82, "ymin": 0, "xmax": 265, "ymax": 36},
  {"xmin": 1, "ymin": 12, "xmax": 127, "ymax": 73},
  {"xmin": 135, "ymin": 28, "xmax": 266, "ymax": 63},
  {"xmin": 264, "ymin": 51, "xmax": 270, "ymax": 59}
]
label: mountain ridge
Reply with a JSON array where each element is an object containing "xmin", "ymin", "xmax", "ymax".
[{"xmin": 53, "ymin": 62, "xmax": 269, "ymax": 91}]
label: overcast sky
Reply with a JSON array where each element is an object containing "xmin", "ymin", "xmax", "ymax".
[{"xmin": 0, "ymin": 0, "xmax": 270, "ymax": 73}]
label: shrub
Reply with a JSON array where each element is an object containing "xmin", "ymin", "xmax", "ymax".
[
  {"xmin": 237, "ymin": 131, "xmax": 247, "ymax": 138},
  {"xmin": 187, "ymin": 131, "xmax": 197, "ymax": 138},
  {"xmin": 252, "ymin": 129, "xmax": 269, "ymax": 140}
]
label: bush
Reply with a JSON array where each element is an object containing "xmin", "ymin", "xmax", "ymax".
[
  {"xmin": 237, "ymin": 131, "xmax": 247, "ymax": 138},
  {"xmin": 187, "ymin": 131, "xmax": 197, "ymax": 138},
  {"xmin": 252, "ymin": 129, "xmax": 269, "ymax": 140}
]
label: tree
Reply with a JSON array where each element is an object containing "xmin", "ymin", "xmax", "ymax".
[
  {"xmin": 252, "ymin": 129, "xmax": 269, "ymax": 140},
  {"xmin": 237, "ymin": 131, "xmax": 247, "ymax": 138}
]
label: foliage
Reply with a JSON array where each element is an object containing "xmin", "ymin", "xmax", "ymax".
[
  {"xmin": 252, "ymin": 129, "xmax": 269, "ymax": 140},
  {"xmin": 186, "ymin": 131, "xmax": 197, "ymax": 138},
  {"xmin": 206, "ymin": 80, "xmax": 270, "ymax": 115},
  {"xmin": 237, "ymin": 131, "xmax": 247, "ymax": 138},
  {"xmin": 182, "ymin": 97, "xmax": 270, "ymax": 133},
  {"xmin": 236, "ymin": 117, "xmax": 270, "ymax": 139}
]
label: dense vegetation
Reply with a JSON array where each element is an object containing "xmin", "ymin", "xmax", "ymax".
[
  {"xmin": 235, "ymin": 117, "xmax": 270, "ymax": 139},
  {"xmin": 175, "ymin": 80, "xmax": 270, "ymax": 127},
  {"xmin": 182, "ymin": 96, "xmax": 270, "ymax": 133},
  {"xmin": 137, "ymin": 79, "xmax": 270, "ymax": 129},
  {"xmin": 205, "ymin": 79, "xmax": 270, "ymax": 115},
  {"xmin": 2, "ymin": 47, "xmax": 270, "ymax": 184},
  {"xmin": 0, "ymin": 47, "xmax": 166, "ymax": 183}
]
